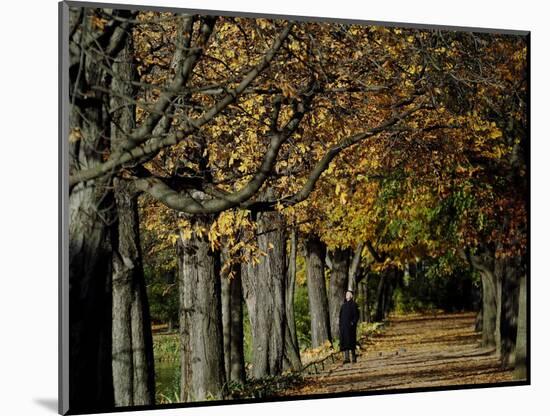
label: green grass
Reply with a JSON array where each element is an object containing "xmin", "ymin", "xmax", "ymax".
[{"xmin": 153, "ymin": 332, "xmax": 179, "ymax": 362}]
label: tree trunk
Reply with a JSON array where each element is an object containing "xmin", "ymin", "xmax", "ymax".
[
  {"xmin": 177, "ymin": 216, "xmax": 225, "ymax": 401},
  {"xmin": 110, "ymin": 26, "xmax": 155, "ymax": 407},
  {"xmin": 68, "ymin": 9, "xmax": 116, "ymax": 409},
  {"xmin": 111, "ymin": 180, "xmax": 155, "ymax": 406},
  {"xmin": 374, "ymin": 268, "xmax": 394, "ymax": 322},
  {"xmin": 480, "ymin": 269, "xmax": 498, "ymax": 348},
  {"xmin": 498, "ymin": 257, "xmax": 520, "ymax": 368},
  {"xmin": 221, "ymin": 269, "xmax": 232, "ymax": 381},
  {"xmin": 469, "ymin": 248, "xmax": 498, "ymax": 349},
  {"xmin": 241, "ymin": 211, "xmax": 287, "ymax": 378},
  {"xmin": 514, "ymin": 272, "xmax": 527, "ymax": 379},
  {"xmin": 221, "ymin": 248, "xmax": 245, "ymax": 385},
  {"xmin": 304, "ymin": 236, "xmax": 331, "ymax": 347},
  {"xmin": 283, "ymin": 228, "xmax": 302, "ymax": 371},
  {"xmin": 494, "ymin": 257, "xmax": 504, "ymax": 355},
  {"xmin": 69, "ymin": 181, "xmax": 114, "ymax": 411},
  {"xmin": 286, "ymin": 228, "xmax": 299, "ymax": 350},
  {"xmin": 229, "ymin": 271, "xmax": 245, "ymax": 384},
  {"xmin": 475, "ymin": 284, "xmax": 483, "ymax": 332},
  {"xmin": 348, "ymin": 243, "xmax": 365, "ymax": 293},
  {"xmin": 329, "ymin": 248, "xmax": 351, "ymax": 342},
  {"xmin": 360, "ymin": 278, "xmax": 370, "ymax": 323}
]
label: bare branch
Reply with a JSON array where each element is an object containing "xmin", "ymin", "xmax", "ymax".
[
  {"xmin": 132, "ymin": 89, "xmax": 311, "ymax": 214},
  {"xmin": 69, "ymin": 22, "xmax": 295, "ymax": 189}
]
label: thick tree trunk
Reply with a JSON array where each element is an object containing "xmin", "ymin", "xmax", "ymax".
[
  {"xmin": 468, "ymin": 247, "xmax": 498, "ymax": 349},
  {"xmin": 283, "ymin": 228, "xmax": 302, "ymax": 371},
  {"xmin": 68, "ymin": 9, "xmax": 116, "ymax": 409},
  {"xmin": 514, "ymin": 272, "xmax": 527, "ymax": 379},
  {"xmin": 241, "ymin": 211, "xmax": 287, "ymax": 378},
  {"xmin": 221, "ymin": 249, "xmax": 245, "ymax": 385},
  {"xmin": 304, "ymin": 236, "xmax": 331, "ymax": 347},
  {"xmin": 475, "ymin": 285, "xmax": 484, "ymax": 332},
  {"xmin": 329, "ymin": 248, "xmax": 351, "ymax": 342},
  {"xmin": 229, "ymin": 271, "xmax": 245, "ymax": 384},
  {"xmin": 110, "ymin": 26, "xmax": 155, "ymax": 407},
  {"xmin": 69, "ymin": 181, "xmax": 114, "ymax": 410},
  {"xmin": 498, "ymin": 257, "xmax": 520, "ymax": 368},
  {"xmin": 111, "ymin": 180, "xmax": 155, "ymax": 406},
  {"xmin": 480, "ymin": 269, "xmax": 498, "ymax": 348},
  {"xmin": 475, "ymin": 307, "xmax": 483, "ymax": 332},
  {"xmin": 177, "ymin": 216, "xmax": 225, "ymax": 401}
]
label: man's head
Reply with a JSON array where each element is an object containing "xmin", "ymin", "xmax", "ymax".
[{"xmin": 345, "ymin": 290, "xmax": 353, "ymax": 301}]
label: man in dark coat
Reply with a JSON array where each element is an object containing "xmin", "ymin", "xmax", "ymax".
[{"xmin": 339, "ymin": 289, "xmax": 360, "ymax": 363}]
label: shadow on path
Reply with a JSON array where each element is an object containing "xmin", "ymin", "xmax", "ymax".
[{"xmin": 280, "ymin": 312, "xmax": 520, "ymax": 396}]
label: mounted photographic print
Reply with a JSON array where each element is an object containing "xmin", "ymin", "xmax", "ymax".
[{"xmin": 59, "ymin": 1, "xmax": 530, "ymax": 414}]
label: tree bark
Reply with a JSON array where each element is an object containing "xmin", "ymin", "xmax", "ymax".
[
  {"xmin": 348, "ymin": 243, "xmax": 365, "ymax": 293},
  {"xmin": 177, "ymin": 216, "xmax": 225, "ymax": 401},
  {"xmin": 384, "ymin": 267, "xmax": 398, "ymax": 318},
  {"xmin": 360, "ymin": 278, "xmax": 370, "ymax": 323},
  {"xmin": 469, "ymin": 248, "xmax": 498, "ymax": 349},
  {"xmin": 111, "ymin": 180, "xmax": 155, "ymax": 406},
  {"xmin": 68, "ymin": 9, "xmax": 117, "ymax": 410},
  {"xmin": 109, "ymin": 23, "xmax": 155, "ymax": 407},
  {"xmin": 221, "ymin": 269, "xmax": 232, "ymax": 381},
  {"xmin": 221, "ymin": 249, "xmax": 245, "ymax": 385},
  {"xmin": 498, "ymin": 257, "xmax": 520, "ymax": 368},
  {"xmin": 374, "ymin": 273, "xmax": 386, "ymax": 322},
  {"xmin": 69, "ymin": 180, "xmax": 114, "ymax": 411},
  {"xmin": 283, "ymin": 228, "xmax": 302, "ymax": 371},
  {"xmin": 480, "ymin": 268, "xmax": 498, "ymax": 348},
  {"xmin": 494, "ymin": 257, "xmax": 504, "ymax": 355},
  {"xmin": 329, "ymin": 248, "xmax": 351, "ymax": 342},
  {"xmin": 304, "ymin": 236, "xmax": 331, "ymax": 347},
  {"xmin": 229, "ymin": 271, "xmax": 245, "ymax": 384},
  {"xmin": 286, "ymin": 228, "xmax": 299, "ymax": 350},
  {"xmin": 475, "ymin": 285, "xmax": 484, "ymax": 332},
  {"xmin": 241, "ymin": 210, "xmax": 287, "ymax": 378},
  {"xmin": 514, "ymin": 272, "xmax": 527, "ymax": 379}
]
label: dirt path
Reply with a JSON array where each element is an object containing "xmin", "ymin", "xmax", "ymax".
[{"xmin": 282, "ymin": 312, "xmax": 517, "ymax": 396}]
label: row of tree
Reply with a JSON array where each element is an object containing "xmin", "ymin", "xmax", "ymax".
[{"xmin": 65, "ymin": 5, "xmax": 528, "ymax": 412}]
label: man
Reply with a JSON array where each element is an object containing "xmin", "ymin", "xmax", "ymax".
[{"xmin": 339, "ymin": 289, "xmax": 360, "ymax": 363}]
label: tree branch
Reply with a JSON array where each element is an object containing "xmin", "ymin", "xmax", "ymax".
[
  {"xmin": 69, "ymin": 22, "xmax": 294, "ymax": 189},
  {"xmin": 132, "ymin": 90, "xmax": 311, "ymax": 214},
  {"xmin": 246, "ymin": 102, "xmax": 424, "ymax": 211},
  {"xmin": 366, "ymin": 240, "xmax": 386, "ymax": 263}
]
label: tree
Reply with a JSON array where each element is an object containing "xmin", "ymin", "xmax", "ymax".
[
  {"xmin": 65, "ymin": 7, "xmax": 528, "ymax": 408},
  {"xmin": 328, "ymin": 248, "xmax": 350, "ymax": 340},
  {"xmin": 177, "ymin": 214, "xmax": 225, "ymax": 400},
  {"xmin": 241, "ymin": 209, "xmax": 288, "ymax": 378},
  {"xmin": 304, "ymin": 235, "xmax": 331, "ymax": 347},
  {"xmin": 67, "ymin": 7, "xmax": 135, "ymax": 409},
  {"xmin": 110, "ymin": 18, "xmax": 155, "ymax": 406}
]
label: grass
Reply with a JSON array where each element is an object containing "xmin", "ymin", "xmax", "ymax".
[
  {"xmin": 153, "ymin": 332, "xmax": 179, "ymax": 362},
  {"xmin": 151, "ymin": 317, "xmax": 386, "ymax": 403}
]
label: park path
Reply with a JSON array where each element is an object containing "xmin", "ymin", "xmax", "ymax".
[{"xmin": 282, "ymin": 312, "xmax": 516, "ymax": 396}]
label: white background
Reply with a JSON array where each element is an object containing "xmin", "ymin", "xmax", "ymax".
[{"xmin": 0, "ymin": 0, "xmax": 547, "ymax": 415}]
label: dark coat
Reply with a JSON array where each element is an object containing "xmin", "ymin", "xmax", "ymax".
[{"xmin": 339, "ymin": 299, "xmax": 360, "ymax": 351}]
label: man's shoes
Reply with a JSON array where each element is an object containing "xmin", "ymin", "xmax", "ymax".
[{"xmin": 343, "ymin": 350, "xmax": 350, "ymax": 363}]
